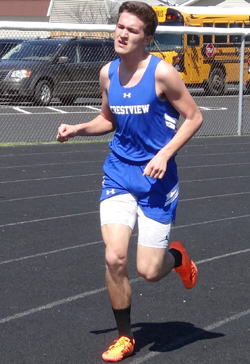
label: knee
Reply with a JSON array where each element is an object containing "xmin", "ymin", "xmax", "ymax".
[
  {"xmin": 137, "ymin": 262, "xmax": 161, "ymax": 282},
  {"xmin": 105, "ymin": 247, "xmax": 127, "ymax": 273}
]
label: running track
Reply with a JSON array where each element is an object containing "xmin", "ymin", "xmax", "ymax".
[{"xmin": 0, "ymin": 136, "xmax": 249, "ymax": 363}]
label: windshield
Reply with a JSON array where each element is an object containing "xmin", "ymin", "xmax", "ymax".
[
  {"xmin": 2, "ymin": 42, "xmax": 62, "ymax": 61},
  {"xmin": 149, "ymin": 33, "xmax": 183, "ymax": 52}
]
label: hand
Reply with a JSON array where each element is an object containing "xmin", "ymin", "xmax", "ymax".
[
  {"xmin": 57, "ymin": 124, "xmax": 77, "ymax": 143},
  {"xmin": 143, "ymin": 152, "xmax": 168, "ymax": 179}
]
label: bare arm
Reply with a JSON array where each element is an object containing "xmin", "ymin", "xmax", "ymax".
[
  {"xmin": 143, "ymin": 61, "xmax": 203, "ymax": 179},
  {"xmin": 57, "ymin": 63, "xmax": 116, "ymax": 142}
]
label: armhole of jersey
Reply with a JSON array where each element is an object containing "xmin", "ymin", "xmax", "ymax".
[
  {"xmin": 108, "ymin": 58, "xmax": 120, "ymax": 80},
  {"xmin": 153, "ymin": 57, "xmax": 170, "ymax": 104}
]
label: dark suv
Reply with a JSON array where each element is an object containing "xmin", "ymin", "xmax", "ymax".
[
  {"xmin": 0, "ymin": 38, "xmax": 25, "ymax": 58},
  {"xmin": 0, "ymin": 37, "xmax": 117, "ymax": 105}
]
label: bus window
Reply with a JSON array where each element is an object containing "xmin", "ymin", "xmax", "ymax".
[
  {"xmin": 244, "ymin": 22, "xmax": 250, "ymax": 44},
  {"xmin": 187, "ymin": 34, "xmax": 199, "ymax": 46},
  {"xmin": 152, "ymin": 33, "xmax": 183, "ymax": 51},
  {"xmin": 215, "ymin": 23, "xmax": 228, "ymax": 44},
  {"xmin": 230, "ymin": 22, "xmax": 242, "ymax": 43},
  {"xmin": 203, "ymin": 23, "xmax": 213, "ymax": 44}
]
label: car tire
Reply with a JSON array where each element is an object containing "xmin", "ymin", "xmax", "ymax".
[
  {"xmin": 34, "ymin": 80, "xmax": 53, "ymax": 106},
  {"xmin": 208, "ymin": 67, "xmax": 226, "ymax": 95}
]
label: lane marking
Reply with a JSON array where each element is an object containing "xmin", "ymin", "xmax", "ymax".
[
  {"xmin": 46, "ymin": 107, "xmax": 67, "ymax": 114},
  {"xmin": 0, "ymin": 145, "xmax": 249, "ymax": 158},
  {"xmin": 0, "ymin": 211, "xmax": 249, "ymax": 230},
  {"xmin": 0, "ymin": 189, "xmax": 101, "ymax": 203},
  {"xmin": 0, "ymin": 160, "xmax": 250, "ymax": 171},
  {"xmin": 0, "ymin": 210, "xmax": 99, "ymax": 228},
  {"xmin": 0, "ymin": 189, "xmax": 249, "ymax": 205},
  {"xmin": 0, "ymin": 173, "xmax": 249, "ymax": 186},
  {"xmin": 12, "ymin": 107, "xmax": 31, "ymax": 114},
  {"xmin": 0, "ymin": 173, "xmax": 103, "ymax": 184},
  {"xmin": 0, "ymin": 250, "xmax": 249, "ymax": 325},
  {"xmin": 85, "ymin": 105, "xmax": 101, "ymax": 111},
  {"xmin": 171, "ymin": 214, "xmax": 250, "ymax": 230},
  {"xmin": 0, "ymin": 159, "xmax": 101, "ymax": 170},
  {"xmin": 198, "ymin": 106, "xmax": 228, "ymax": 111},
  {"xmin": 180, "ymin": 190, "xmax": 250, "ymax": 202},
  {"xmin": 129, "ymin": 309, "xmax": 250, "ymax": 364}
]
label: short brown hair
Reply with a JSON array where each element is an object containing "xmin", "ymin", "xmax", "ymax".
[{"xmin": 118, "ymin": 1, "xmax": 158, "ymax": 36}]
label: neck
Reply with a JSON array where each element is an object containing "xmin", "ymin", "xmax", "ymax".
[{"xmin": 119, "ymin": 50, "xmax": 150, "ymax": 73}]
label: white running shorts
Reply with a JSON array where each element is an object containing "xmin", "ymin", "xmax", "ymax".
[{"xmin": 100, "ymin": 193, "xmax": 171, "ymax": 249}]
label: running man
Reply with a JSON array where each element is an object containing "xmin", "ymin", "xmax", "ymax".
[{"xmin": 57, "ymin": 1, "xmax": 203, "ymax": 362}]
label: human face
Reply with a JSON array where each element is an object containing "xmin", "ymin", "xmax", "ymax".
[{"xmin": 115, "ymin": 11, "xmax": 151, "ymax": 57}]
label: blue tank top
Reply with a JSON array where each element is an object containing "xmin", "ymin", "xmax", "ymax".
[{"xmin": 108, "ymin": 55, "xmax": 180, "ymax": 162}]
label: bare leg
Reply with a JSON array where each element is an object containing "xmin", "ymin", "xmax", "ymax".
[
  {"xmin": 101, "ymin": 223, "xmax": 133, "ymax": 309},
  {"xmin": 137, "ymin": 245, "xmax": 175, "ymax": 282}
]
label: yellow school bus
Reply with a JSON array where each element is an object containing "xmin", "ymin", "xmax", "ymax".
[{"xmin": 150, "ymin": 6, "xmax": 250, "ymax": 95}]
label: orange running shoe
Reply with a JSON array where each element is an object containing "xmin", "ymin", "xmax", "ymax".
[
  {"xmin": 169, "ymin": 240, "xmax": 198, "ymax": 289},
  {"xmin": 102, "ymin": 336, "xmax": 135, "ymax": 362}
]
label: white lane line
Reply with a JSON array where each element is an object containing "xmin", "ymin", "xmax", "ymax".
[
  {"xmin": 1, "ymin": 160, "xmax": 249, "ymax": 171},
  {"xmin": 199, "ymin": 106, "xmax": 228, "ymax": 111},
  {"xmin": 0, "ymin": 173, "xmax": 249, "ymax": 186},
  {"xmin": 172, "ymin": 214, "xmax": 250, "ymax": 230},
  {"xmin": 0, "ymin": 189, "xmax": 101, "ymax": 203},
  {"xmin": 179, "ymin": 161, "xmax": 250, "ymax": 169},
  {"xmin": 0, "ymin": 239, "xmax": 103, "ymax": 265},
  {"xmin": 0, "ymin": 172, "xmax": 103, "ymax": 184},
  {"xmin": 0, "ymin": 189, "xmax": 249, "ymax": 205},
  {"xmin": 181, "ymin": 175, "xmax": 250, "ymax": 183},
  {"xmin": 85, "ymin": 105, "xmax": 101, "ymax": 111},
  {"xmin": 12, "ymin": 107, "xmax": 31, "ymax": 114},
  {"xmin": 180, "ymin": 190, "xmax": 250, "ymax": 202},
  {"xmin": 0, "ymin": 160, "xmax": 98, "ymax": 169},
  {"xmin": 0, "ymin": 210, "xmax": 249, "ymax": 232},
  {"xmin": 0, "ymin": 250, "xmax": 249, "ymax": 326},
  {"xmin": 196, "ymin": 248, "xmax": 250, "ymax": 265},
  {"xmin": 46, "ymin": 106, "xmax": 67, "ymax": 114},
  {"xmin": 0, "ymin": 147, "xmax": 249, "ymax": 159},
  {"xmin": 129, "ymin": 309, "xmax": 250, "ymax": 364},
  {"xmin": 0, "ymin": 211, "xmax": 98, "ymax": 228}
]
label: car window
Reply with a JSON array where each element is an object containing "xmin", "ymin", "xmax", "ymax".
[
  {"xmin": 2, "ymin": 42, "xmax": 62, "ymax": 61},
  {"xmin": 58, "ymin": 45, "xmax": 78, "ymax": 64},
  {"xmin": 102, "ymin": 44, "xmax": 117, "ymax": 62},
  {"xmin": 0, "ymin": 43, "xmax": 19, "ymax": 57},
  {"xmin": 78, "ymin": 45, "xmax": 102, "ymax": 62}
]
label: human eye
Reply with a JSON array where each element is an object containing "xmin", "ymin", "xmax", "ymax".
[{"xmin": 128, "ymin": 27, "xmax": 138, "ymax": 34}]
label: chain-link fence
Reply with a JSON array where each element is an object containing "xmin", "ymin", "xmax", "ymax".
[{"xmin": 0, "ymin": 23, "xmax": 249, "ymax": 143}]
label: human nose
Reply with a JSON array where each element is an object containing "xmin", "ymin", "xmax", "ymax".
[{"xmin": 120, "ymin": 28, "xmax": 128, "ymax": 37}]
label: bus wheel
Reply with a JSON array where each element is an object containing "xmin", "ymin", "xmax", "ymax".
[
  {"xmin": 208, "ymin": 67, "xmax": 226, "ymax": 95},
  {"xmin": 246, "ymin": 81, "xmax": 250, "ymax": 95},
  {"xmin": 202, "ymin": 81, "xmax": 209, "ymax": 95}
]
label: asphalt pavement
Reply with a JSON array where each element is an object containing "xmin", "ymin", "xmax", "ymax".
[{"xmin": 0, "ymin": 136, "xmax": 249, "ymax": 364}]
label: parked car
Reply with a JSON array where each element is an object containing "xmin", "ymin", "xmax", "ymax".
[
  {"xmin": 0, "ymin": 37, "xmax": 118, "ymax": 105},
  {"xmin": 0, "ymin": 38, "xmax": 25, "ymax": 58}
]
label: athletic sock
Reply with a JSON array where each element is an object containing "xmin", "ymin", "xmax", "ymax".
[
  {"xmin": 169, "ymin": 248, "xmax": 182, "ymax": 268},
  {"xmin": 112, "ymin": 305, "xmax": 133, "ymax": 339}
]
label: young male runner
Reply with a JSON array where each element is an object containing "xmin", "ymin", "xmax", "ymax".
[{"xmin": 57, "ymin": 1, "xmax": 203, "ymax": 361}]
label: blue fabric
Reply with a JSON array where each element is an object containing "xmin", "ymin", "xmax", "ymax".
[
  {"xmin": 101, "ymin": 152, "xmax": 179, "ymax": 224},
  {"xmin": 108, "ymin": 55, "xmax": 180, "ymax": 162},
  {"xmin": 100, "ymin": 55, "xmax": 180, "ymax": 223}
]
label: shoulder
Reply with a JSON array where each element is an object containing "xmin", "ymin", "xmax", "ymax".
[
  {"xmin": 155, "ymin": 58, "xmax": 186, "ymax": 94},
  {"xmin": 155, "ymin": 58, "xmax": 181, "ymax": 82},
  {"xmin": 100, "ymin": 62, "xmax": 111, "ymax": 79},
  {"xmin": 100, "ymin": 59, "xmax": 119, "ymax": 80}
]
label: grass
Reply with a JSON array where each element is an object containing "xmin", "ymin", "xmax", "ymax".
[{"xmin": 0, "ymin": 139, "xmax": 111, "ymax": 147}]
